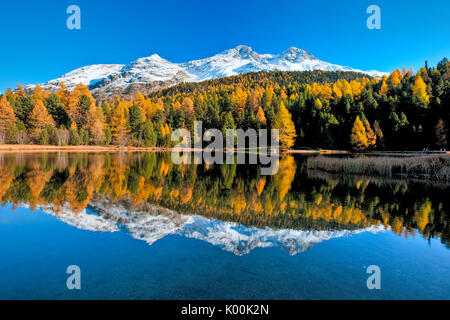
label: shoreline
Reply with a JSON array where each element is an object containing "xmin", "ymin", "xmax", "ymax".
[{"xmin": 0, "ymin": 144, "xmax": 448, "ymax": 155}]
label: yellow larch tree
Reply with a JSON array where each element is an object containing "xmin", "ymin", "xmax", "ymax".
[
  {"xmin": 389, "ymin": 69, "xmax": 402, "ymax": 88},
  {"xmin": 248, "ymin": 90, "xmax": 260, "ymax": 112},
  {"xmin": 87, "ymin": 105, "xmax": 106, "ymax": 144},
  {"xmin": 110, "ymin": 100, "xmax": 130, "ymax": 145},
  {"xmin": 32, "ymin": 84, "xmax": 45, "ymax": 101},
  {"xmin": 181, "ymin": 97, "xmax": 195, "ymax": 118},
  {"xmin": 350, "ymin": 116, "xmax": 369, "ymax": 151},
  {"xmin": 412, "ymin": 75, "xmax": 430, "ymax": 104},
  {"xmin": 363, "ymin": 119, "xmax": 377, "ymax": 148},
  {"xmin": 379, "ymin": 77, "xmax": 388, "ymax": 95},
  {"xmin": 314, "ymin": 98, "xmax": 323, "ymax": 109},
  {"xmin": 232, "ymin": 87, "xmax": 248, "ymax": 114},
  {"xmin": 332, "ymin": 84, "xmax": 343, "ymax": 99},
  {"xmin": 255, "ymin": 106, "xmax": 267, "ymax": 126},
  {"xmin": 57, "ymin": 82, "xmax": 70, "ymax": 108},
  {"xmin": 336, "ymin": 79, "xmax": 353, "ymax": 97},
  {"xmin": 273, "ymin": 101, "xmax": 297, "ymax": 149},
  {"xmin": 0, "ymin": 95, "xmax": 17, "ymax": 141},
  {"xmin": 28, "ymin": 99, "xmax": 55, "ymax": 141}
]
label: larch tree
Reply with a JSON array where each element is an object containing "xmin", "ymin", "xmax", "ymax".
[
  {"xmin": 379, "ymin": 79, "xmax": 388, "ymax": 95},
  {"xmin": 28, "ymin": 99, "xmax": 55, "ymax": 142},
  {"xmin": 232, "ymin": 87, "xmax": 248, "ymax": 114},
  {"xmin": 110, "ymin": 100, "xmax": 130, "ymax": 146},
  {"xmin": 57, "ymin": 82, "xmax": 70, "ymax": 108},
  {"xmin": 181, "ymin": 97, "xmax": 195, "ymax": 118},
  {"xmin": 255, "ymin": 106, "xmax": 267, "ymax": 126},
  {"xmin": 314, "ymin": 98, "xmax": 323, "ymax": 109},
  {"xmin": 350, "ymin": 116, "xmax": 369, "ymax": 151},
  {"xmin": 412, "ymin": 75, "xmax": 430, "ymax": 104},
  {"xmin": 87, "ymin": 106, "xmax": 106, "ymax": 145},
  {"xmin": 360, "ymin": 114, "xmax": 377, "ymax": 148},
  {"xmin": 247, "ymin": 90, "xmax": 260, "ymax": 112},
  {"xmin": 332, "ymin": 84, "xmax": 343, "ymax": 99},
  {"xmin": 134, "ymin": 92, "xmax": 157, "ymax": 121},
  {"xmin": 273, "ymin": 101, "xmax": 296, "ymax": 149},
  {"xmin": 32, "ymin": 85, "xmax": 45, "ymax": 101},
  {"xmin": 16, "ymin": 84, "xmax": 26, "ymax": 97},
  {"xmin": 389, "ymin": 69, "xmax": 402, "ymax": 88},
  {"xmin": 0, "ymin": 95, "xmax": 17, "ymax": 143}
]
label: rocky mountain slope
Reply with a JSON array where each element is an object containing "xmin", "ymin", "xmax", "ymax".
[{"xmin": 26, "ymin": 46, "xmax": 388, "ymax": 100}]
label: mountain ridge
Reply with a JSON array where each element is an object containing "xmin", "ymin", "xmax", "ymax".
[{"xmin": 26, "ymin": 45, "xmax": 388, "ymax": 99}]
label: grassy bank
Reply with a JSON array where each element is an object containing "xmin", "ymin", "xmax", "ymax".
[
  {"xmin": 0, "ymin": 144, "xmax": 352, "ymax": 154},
  {"xmin": 307, "ymin": 154, "xmax": 450, "ymax": 181},
  {"xmin": 0, "ymin": 144, "xmax": 176, "ymax": 153}
]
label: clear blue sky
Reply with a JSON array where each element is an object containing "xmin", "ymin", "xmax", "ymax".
[{"xmin": 1, "ymin": 0, "xmax": 449, "ymax": 92}]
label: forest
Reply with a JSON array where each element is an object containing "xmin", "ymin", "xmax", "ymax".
[{"xmin": 0, "ymin": 58, "xmax": 449, "ymax": 150}]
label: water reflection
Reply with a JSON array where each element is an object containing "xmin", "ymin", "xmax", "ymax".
[{"xmin": 0, "ymin": 152, "xmax": 448, "ymax": 253}]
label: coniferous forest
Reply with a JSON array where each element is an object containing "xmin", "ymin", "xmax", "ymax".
[{"xmin": 0, "ymin": 59, "xmax": 449, "ymax": 151}]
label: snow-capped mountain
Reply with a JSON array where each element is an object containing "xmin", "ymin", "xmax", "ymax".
[
  {"xmin": 39, "ymin": 64, "xmax": 125, "ymax": 92},
  {"xmin": 26, "ymin": 45, "xmax": 388, "ymax": 99},
  {"xmin": 27, "ymin": 200, "xmax": 387, "ymax": 256},
  {"xmin": 180, "ymin": 46, "xmax": 386, "ymax": 81}
]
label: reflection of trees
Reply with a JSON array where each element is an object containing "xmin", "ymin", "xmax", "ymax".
[{"xmin": 0, "ymin": 152, "xmax": 448, "ymax": 247}]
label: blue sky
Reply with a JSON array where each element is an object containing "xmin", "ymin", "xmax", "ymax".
[{"xmin": 0, "ymin": 0, "xmax": 449, "ymax": 92}]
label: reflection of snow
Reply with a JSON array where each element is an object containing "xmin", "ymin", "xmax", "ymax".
[
  {"xmin": 21, "ymin": 203, "xmax": 119, "ymax": 232},
  {"xmin": 180, "ymin": 217, "xmax": 386, "ymax": 256},
  {"xmin": 24, "ymin": 201, "xmax": 387, "ymax": 256}
]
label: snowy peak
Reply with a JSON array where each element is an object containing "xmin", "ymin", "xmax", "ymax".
[
  {"xmin": 279, "ymin": 47, "xmax": 317, "ymax": 62},
  {"xmin": 124, "ymin": 54, "xmax": 173, "ymax": 71},
  {"xmin": 118, "ymin": 53, "xmax": 192, "ymax": 83},
  {"xmin": 220, "ymin": 45, "xmax": 261, "ymax": 59},
  {"xmin": 38, "ymin": 64, "xmax": 125, "ymax": 91},
  {"xmin": 27, "ymin": 46, "xmax": 388, "ymax": 97}
]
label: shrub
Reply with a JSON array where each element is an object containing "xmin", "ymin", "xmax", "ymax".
[
  {"xmin": 38, "ymin": 129, "xmax": 49, "ymax": 145},
  {"xmin": 103, "ymin": 126, "xmax": 112, "ymax": 145},
  {"xmin": 69, "ymin": 128, "xmax": 81, "ymax": 146},
  {"xmin": 79, "ymin": 128, "xmax": 90, "ymax": 145},
  {"xmin": 45, "ymin": 125, "xmax": 58, "ymax": 145}
]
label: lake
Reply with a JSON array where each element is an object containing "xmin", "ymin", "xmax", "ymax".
[{"xmin": 0, "ymin": 152, "xmax": 449, "ymax": 299}]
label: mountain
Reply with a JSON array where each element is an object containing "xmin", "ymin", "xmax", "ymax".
[
  {"xmin": 34, "ymin": 64, "xmax": 125, "ymax": 92},
  {"xmin": 25, "ymin": 200, "xmax": 387, "ymax": 256},
  {"xmin": 26, "ymin": 45, "xmax": 388, "ymax": 99},
  {"xmin": 180, "ymin": 46, "xmax": 386, "ymax": 81}
]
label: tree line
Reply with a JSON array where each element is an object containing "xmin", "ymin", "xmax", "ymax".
[{"xmin": 0, "ymin": 59, "xmax": 449, "ymax": 150}]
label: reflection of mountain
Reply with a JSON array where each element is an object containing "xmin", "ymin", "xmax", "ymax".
[
  {"xmin": 1, "ymin": 152, "xmax": 448, "ymax": 248},
  {"xmin": 27, "ymin": 200, "xmax": 386, "ymax": 256}
]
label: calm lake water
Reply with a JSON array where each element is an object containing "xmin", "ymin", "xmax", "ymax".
[{"xmin": 0, "ymin": 152, "xmax": 449, "ymax": 300}]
